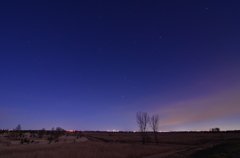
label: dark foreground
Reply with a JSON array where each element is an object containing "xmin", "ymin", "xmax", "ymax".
[{"xmin": 0, "ymin": 131, "xmax": 240, "ymax": 158}]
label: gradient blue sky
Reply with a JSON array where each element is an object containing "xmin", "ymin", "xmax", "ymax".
[{"xmin": 1, "ymin": 0, "xmax": 240, "ymax": 131}]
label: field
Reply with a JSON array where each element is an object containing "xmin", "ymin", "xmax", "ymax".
[{"xmin": 0, "ymin": 131, "xmax": 240, "ymax": 158}]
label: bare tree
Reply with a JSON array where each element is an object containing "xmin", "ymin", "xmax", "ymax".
[
  {"xmin": 150, "ymin": 114, "xmax": 159, "ymax": 145},
  {"xmin": 15, "ymin": 124, "xmax": 23, "ymax": 138},
  {"xmin": 54, "ymin": 127, "xmax": 65, "ymax": 141},
  {"xmin": 136, "ymin": 112, "xmax": 149, "ymax": 144},
  {"xmin": 15, "ymin": 124, "xmax": 21, "ymax": 131}
]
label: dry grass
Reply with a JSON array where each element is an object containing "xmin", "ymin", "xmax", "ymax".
[
  {"xmin": 0, "ymin": 141, "xmax": 170, "ymax": 158},
  {"xmin": 84, "ymin": 131, "xmax": 238, "ymax": 145},
  {"xmin": 1, "ymin": 132, "xmax": 240, "ymax": 158}
]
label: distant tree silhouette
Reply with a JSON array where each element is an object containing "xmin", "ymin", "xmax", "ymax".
[
  {"xmin": 54, "ymin": 127, "xmax": 65, "ymax": 141},
  {"xmin": 14, "ymin": 124, "xmax": 23, "ymax": 138},
  {"xmin": 47, "ymin": 127, "xmax": 65, "ymax": 143},
  {"xmin": 150, "ymin": 114, "xmax": 159, "ymax": 145},
  {"xmin": 210, "ymin": 127, "xmax": 220, "ymax": 132},
  {"xmin": 136, "ymin": 112, "xmax": 149, "ymax": 144},
  {"xmin": 15, "ymin": 124, "xmax": 21, "ymax": 131}
]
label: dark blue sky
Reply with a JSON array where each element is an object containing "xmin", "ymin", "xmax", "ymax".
[{"xmin": 1, "ymin": 0, "xmax": 240, "ymax": 131}]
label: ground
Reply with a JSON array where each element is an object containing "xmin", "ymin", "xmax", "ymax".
[{"xmin": 0, "ymin": 131, "xmax": 239, "ymax": 158}]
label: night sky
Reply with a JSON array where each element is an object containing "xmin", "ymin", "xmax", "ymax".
[{"xmin": 1, "ymin": 1, "xmax": 240, "ymax": 131}]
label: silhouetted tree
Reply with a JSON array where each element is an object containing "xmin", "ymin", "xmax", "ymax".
[
  {"xmin": 54, "ymin": 127, "xmax": 65, "ymax": 141},
  {"xmin": 15, "ymin": 124, "xmax": 21, "ymax": 131},
  {"xmin": 136, "ymin": 112, "xmax": 149, "ymax": 144},
  {"xmin": 210, "ymin": 127, "xmax": 220, "ymax": 132},
  {"xmin": 15, "ymin": 124, "xmax": 23, "ymax": 138},
  {"xmin": 149, "ymin": 114, "xmax": 159, "ymax": 145}
]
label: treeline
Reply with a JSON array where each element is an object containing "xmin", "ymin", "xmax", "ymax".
[{"xmin": 0, "ymin": 125, "xmax": 82, "ymax": 146}]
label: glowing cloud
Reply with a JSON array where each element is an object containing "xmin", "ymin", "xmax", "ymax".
[{"xmin": 157, "ymin": 87, "xmax": 240, "ymax": 127}]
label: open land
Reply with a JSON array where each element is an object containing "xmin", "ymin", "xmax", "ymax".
[{"xmin": 0, "ymin": 131, "xmax": 240, "ymax": 158}]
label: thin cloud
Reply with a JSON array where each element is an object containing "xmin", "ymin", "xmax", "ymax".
[{"xmin": 157, "ymin": 87, "xmax": 240, "ymax": 127}]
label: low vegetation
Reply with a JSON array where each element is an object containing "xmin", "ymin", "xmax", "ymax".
[
  {"xmin": 0, "ymin": 141, "xmax": 170, "ymax": 158},
  {"xmin": 1, "ymin": 130, "xmax": 240, "ymax": 158}
]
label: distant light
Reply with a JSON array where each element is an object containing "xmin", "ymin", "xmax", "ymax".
[{"xmin": 106, "ymin": 129, "xmax": 119, "ymax": 132}]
